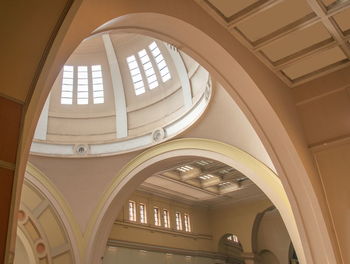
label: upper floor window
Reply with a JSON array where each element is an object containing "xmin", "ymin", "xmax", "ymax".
[
  {"xmin": 154, "ymin": 207, "xmax": 161, "ymax": 226},
  {"xmin": 139, "ymin": 203, "xmax": 147, "ymax": 224},
  {"xmin": 227, "ymin": 234, "xmax": 239, "ymax": 243},
  {"xmin": 61, "ymin": 65, "xmax": 104, "ymax": 105},
  {"xmin": 163, "ymin": 209, "xmax": 170, "ymax": 228},
  {"xmin": 128, "ymin": 200, "xmax": 136, "ymax": 222},
  {"xmin": 126, "ymin": 41, "xmax": 171, "ymax": 96},
  {"xmin": 184, "ymin": 213, "xmax": 191, "ymax": 232},
  {"xmin": 175, "ymin": 212, "xmax": 182, "ymax": 230}
]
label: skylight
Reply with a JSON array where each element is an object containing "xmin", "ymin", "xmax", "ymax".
[
  {"xmin": 149, "ymin": 41, "xmax": 171, "ymax": 82},
  {"xmin": 176, "ymin": 165, "xmax": 193, "ymax": 172},
  {"xmin": 127, "ymin": 55, "xmax": 145, "ymax": 95},
  {"xmin": 77, "ymin": 66, "xmax": 89, "ymax": 105},
  {"xmin": 92, "ymin": 65, "xmax": 104, "ymax": 104},
  {"xmin": 138, "ymin": 49, "xmax": 159, "ymax": 89},
  {"xmin": 61, "ymin": 65, "xmax": 105, "ymax": 105},
  {"xmin": 61, "ymin": 66, "xmax": 74, "ymax": 105},
  {"xmin": 199, "ymin": 174, "xmax": 215, "ymax": 180}
]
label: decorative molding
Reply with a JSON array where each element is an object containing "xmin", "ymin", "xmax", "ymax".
[
  {"xmin": 113, "ymin": 220, "xmax": 212, "ymax": 240},
  {"xmin": 107, "ymin": 238, "xmax": 225, "ymax": 259}
]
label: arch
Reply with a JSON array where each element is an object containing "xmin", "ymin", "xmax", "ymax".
[
  {"xmin": 85, "ymin": 138, "xmax": 303, "ymax": 264},
  {"xmin": 251, "ymin": 206, "xmax": 276, "ymax": 254},
  {"xmin": 16, "ymin": 2, "xmax": 336, "ymax": 264},
  {"xmin": 259, "ymin": 250, "xmax": 280, "ymax": 264}
]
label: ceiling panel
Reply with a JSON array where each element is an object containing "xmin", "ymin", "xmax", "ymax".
[
  {"xmin": 321, "ymin": 0, "xmax": 337, "ymax": 8},
  {"xmin": 207, "ymin": 0, "xmax": 259, "ymax": 18},
  {"xmin": 261, "ymin": 22, "xmax": 332, "ymax": 62},
  {"xmin": 236, "ymin": 0, "xmax": 313, "ymax": 42},
  {"xmin": 333, "ymin": 7, "xmax": 350, "ymax": 33},
  {"xmin": 282, "ymin": 46, "xmax": 347, "ymax": 79}
]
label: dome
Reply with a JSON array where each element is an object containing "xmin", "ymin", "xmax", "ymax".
[{"xmin": 31, "ymin": 33, "xmax": 211, "ymax": 157}]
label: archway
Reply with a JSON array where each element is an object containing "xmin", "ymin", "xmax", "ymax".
[
  {"xmin": 86, "ymin": 138, "xmax": 304, "ymax": 264},
  {"xmin": 14, "ymin": 2, "xmax": 336, "ymax": 264}
]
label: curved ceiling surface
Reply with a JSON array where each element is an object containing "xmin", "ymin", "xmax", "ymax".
[{"xmin": 31, "ymin": 32, "xmax": 212, "ymax": 157}]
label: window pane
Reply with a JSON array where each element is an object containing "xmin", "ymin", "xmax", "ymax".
[
  {"xmin": 78, "ymin": 66, "xmax": 87, "ymax": 72},
  {"xmin": 127, "ymin": 55, "xmax": 136, "ymax": 63},
  {"xmin": 77, "ymin": 98, "xmax": 88, "ymax": 105},
  {"xmin": 145, "ymin": 68, "xmax": 155, "ymax": 77},
  {"xmin": 148, "ymin": 75, "xmax": 157, "ymax": 83},
  {"xmin": 163, "ymin": 209, "xmax": 170, "ymax": 228},
  {"xmin": 91, "ymin": 65, "xmax": 101, "ymax": 71},
  {"xmin": 128, "ymin": 61, "xmax": 138, "ymax": 70},
  {"xmin": 130, "ymin": 68, "xmax": 140, "ymax": 76},
  {"xmin": 61, "ymin": 92, "xmax": 72, "ymax": 98},
  {"xmin": 78, "ymin": 72, "xmax": 88, "ymax": 78},
  {"xmin": 140, "ymin": 204, "xmax": 147, "ymax": 224},
  {"xmin": 64, "ymin": 65, "xmax": 73, "ymax": 72},
  {"xmin": 93, "ymin": 97, "xmax": 104, "ymax": 104},
  {"xmin": 77, "ymin": 85, "xmax": 88, "ymax": 92},
  {"xmin": 162, "ymin": 73, "xmax": 171, "ymax": 82},
  {"xmin": 154, "ymin": 207, "xmax": 160, "ymax": 226},
  {"xmin": 140, "ymin": 55, "xmax": 150, "ymax": 64},
  {"xmin": 128, "ymin": 201, "xmax": 136, "ymax": 221},
  {"xmin": 63, "ymin": 78, "xmax": 73, "ymax": 85},
  {"xmin": 149, "ymin": 81, "xmax": 158, "ymax": 89},
  {"xmin": 93, "ymin": 84, "xmax": 103, "ymax": 91},
  {"xmin": 135, "ymin": 88, "xmax": 145, "ymax": 95},
  {"xmin": 92, "ymin": 71, "xmax": 102, "ymax": 78},
  {"xmin": 93, "ymin": 91, "xmax": 104, "ymax": 97},
  {"xmin": 93, "ymin": 78, "xmax": 102, "ymax": 84},
  {"xmin": 143, "ymin": 62, "xmax": 152, "ymax": 70},
  {"xmin": 61, "ymin": 98, "xmax": 72, "ymax": 104},
  {"xmin": 138, "ymin": 49, "xmax": 147, "ymax": 57},
  {"xmin": 149, "ymin": 41, "xmax": 157, "ymax": 50},
  {"xmin": 155, "ymin": 54, "xmax": 164, "ymax": 64},
  {"xmin": 62, "ymin": 85, "xmax": 73, "ymax": 91},
  {"xmin": 63, "ymin": 71, "xmax": 73, "ymax": 78},
  {"xmin": 151, "ymin": 47, "xmax": 161, "ymax": 57}
]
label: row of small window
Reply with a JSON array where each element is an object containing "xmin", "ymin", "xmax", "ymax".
[
  {"xmin": 61, "ymin": 65, "xmax": 104, "ymax": 105},
  {"xmin": 128, "ymin": 201, "xmax": 191, "ymax": 232},
  {"xmin": 126, "ymin": 41, "xmax": 171, "ymax": 95}
]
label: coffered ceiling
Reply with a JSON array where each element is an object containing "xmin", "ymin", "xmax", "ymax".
[
  {"xmin": 195, "ymin": 0, "xmax": 350, "ymax": 86},
  {"xmin": 139, "ymin": 159, "xmax": 266, "ymax": 205}
]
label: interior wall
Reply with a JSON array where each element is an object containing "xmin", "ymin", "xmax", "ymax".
[
  {"xmin": 255, "ymin": 209, "xmax": 291, "ymax": 264},
  {"xmin": 293, "ymin": 66, "xmax": 350, "ymax": 263},
  {"xmin": 210, "ymin": 199, "xmax": 273, "ymax": 253}
]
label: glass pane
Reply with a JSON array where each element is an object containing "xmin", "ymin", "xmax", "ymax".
[
  {"xmin": 135, "ymin": 87, "xmax": 145, "ymax": 95},
  {"xmin": 93, "ymin": 91, "xmax": 104, "ymax": 97},
  {"xmin": 127, "ymin": 55, "xmax": 136, "ymax": 63},
  {"xmin": 134, "ymin": 80, "xmax": 144, "ymax": 89},
  {"xmin": 149, "ymin": 81, "xmax": 158, "ymax": 89},
  {"xmin": 130, "ymin": 68, "xmax": 140, "ymax": 76},
  {"xmin": 94, "ymin": 97, "xmax": 104, "ymax": 104},
  {"xmin": 77, "ymin": 85, "xmax": 88, "ymax": 92},
  {"xmin": 93, "ymin": 78, "xmax": 103, "ymax": 84},
  {"xmin": 132, "ymin": 74, "xmax": 143, "ymax": 83},
  {"xmin": 62, "ymin": 85, "xmax": 73, "ymax": 91},
  {"xmin": 91, "ymin": 65, "xmax": 101, "ymax": 71},
  {"xmin": 78, "ymin": 66, "xmax": 87, "ymax": 72},
  {"xmin": 93, "ymin": 84, "xmax": 103, "ymax": 91},
  {"xmin": 148, "ymin": 74, "xmax": 157, "ymax": 83},
  {"xmin": 143, "ymin": 62, "xmax": 152, "ymax": 70},
  {"xmin": 140, "ymin": 55, "xmax": 150, "ymax": 64},
  {"xmin": 78, "ymin": 78, "xmax": 88, "ymax": 85},
  {"xmin": 145, "ymin": 68, "xmax": 155, "ymax": 77},
  {"xmin": 138, "ymin": 49, "xmax": 147, "ymax": 57},
  {"xmin": 61, "ymin": 98, "xmax": 72, "ymax": 104},
  {"xmin": 128, "ymin": 61, "xmax": 138, "ymax": 70},
  {"xmin": 151, "ymin": 47, "xmax": 161, "ymax": 57},
  {"xmin": 63, "ymin": 65, "xmax": 73, "ymax": 71},
  {"xmin": 92, "ymin": 71, "xmax": 102, "ymax": 78},
  {"xmin": 77, "ymin": 98, "xmax": 88, "ymax": 105},
  {"xmin": 155, "ymin": 54, "xmax": 164, "ymax": 64},
  {"xmin": 162, "ymin": 73, "xmax": 171, "ymax": 82},
  {"xmin": 160, "ymin": 67, "xmax": 169, "ymax": 76},
  {"xmin": 63, "ymin": 71, "xmax": 73, "ymax": 78},
  {"xmin": 149, "ymin": 41, "xmax": 157, "ymax": 50},
  {"xmin": 61, "ymin": 91, "xmax": 72, "ymax": 98},
  {"xmin": 62, "ymin": 78, "xmax": 73, "ymax": 85}
]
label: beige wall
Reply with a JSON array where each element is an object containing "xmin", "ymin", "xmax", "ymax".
[
  {"xmin": 293, "ymin": 66, "xmax": 350, "ymax": 263},
  {"xmin": 109, "ymin": 190, "xmax": 277, "ymax": 257}
]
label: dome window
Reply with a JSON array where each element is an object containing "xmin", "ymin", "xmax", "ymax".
[
  {"xmin": 127, "ymin": 55, "xmax": 146, "ymax": 95},
  {"xmin": 77, "ymin": 66, "xmax": 89, "ymax": 105},
  {"xmin": 60, "ymin": 65, "xmax": 105, "ymax": 105},
  {"xmin": 61, "ymin": 65, "xmax": 74, "ymax": 104},
  {"xmin": 138, "ymin": 49, "xmax": 159, "ymax": 90},
  {"xmin": 149, "ymin": 41, "xmax": 171, "ymax": 83},
  {"xmin": 92, "ymin": 65, "xmax": 104, "ymax": 104}
]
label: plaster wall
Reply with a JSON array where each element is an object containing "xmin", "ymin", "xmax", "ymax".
[
  {"xmin": 256, "ymin": 209, "xmax": 291, "ymax": 264},
  {"xmin": 293, "ymin": 66, "xmax": 350, "ymax": 263}
]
